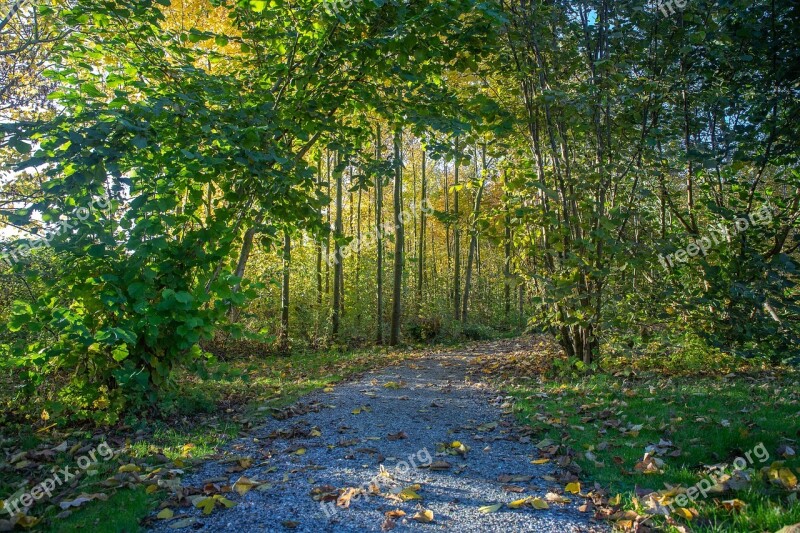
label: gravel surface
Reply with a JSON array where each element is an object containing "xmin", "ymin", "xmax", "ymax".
[{"xmin": 148, "ymin": 341, "xmax": 608, "ymax": 532}]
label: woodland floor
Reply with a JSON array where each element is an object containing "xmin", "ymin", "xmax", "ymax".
[
  {"xmin": 3, "ymin": 338, "xmax": 798, "ymax": 532},
  {"xmin": 144, "ymin": 339, "xmax": 608, "ymax": 532}
]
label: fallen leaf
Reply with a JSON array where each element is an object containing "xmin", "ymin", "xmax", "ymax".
[
  {"xmin": 387, "ymin": 431, "xmax": 407, "ymax": 441},
  {"xmin": 478, "ymin": 503, "xmax": 503, "ymax": 513},
  {"xmin": 508, "ymin": 498, "xmax": 530, "ymax": 509},
  {"xmin": 169, "ymin": 517, "xmax": 197, "ymax": 529},
  {"xmin": 398, "ymin": 486, "xmax": 422, "ymax": 501},
  {"xmin": 157, "ymin": 508, "xmax": 174, "ymax": 520},
  {"xmin": 545, "ymin": 492, "xmax": 570, "ymax": 503},
  {"xmin": 412, "ymin": 509, "xmax": 434, "ymax": 523},
  {"xmin": 719, "ymin": 499, "xmax": 746, "ymax": 512},
  {"xmin": 428, "ymin": 461, "xmax": 452, "ymax": 471},
  {"xmin": 530, "ymin": 497, "xmax": 549, "ymax": 510},
  {"xmin": 232, "ymin": 476, "xmax": 261, "ymax": 496}
]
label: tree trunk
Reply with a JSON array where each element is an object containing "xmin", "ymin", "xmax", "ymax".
[
  {"xmin": 503, "ymin": 168, "xmax": 511, "ymax": 318},
  {"xmin": 461, "ymin": 143, "xmax": 486, "ymax": 323},
  {"xmin": 332, "ymin": 151, "xmax": 343, "ymax": 340},
  {"xmin": 375, "ymin": 125, "xmax": 384, "ymax": 345},
  {"xmin": 390, "ymin": 128, "xmax": 404, "ymax": 346},
  {"xmin": 355, "ymin": 180, "xmax": 362, "ymax": 317},
  {"xmin": 279, "ymin": 230, "xmax": 290, "ymax": 352},
  {"xmin": 316, "ymin": 156, "xmax": 324, "ymax": 311},
  {"xmin": 325, "ymin": 151, "xmax": 332, "ymax": 296},
  {"xmin": 453, "ymin": 137, "xmax": 461, "ymax": 322},
  {"xmin": 416, "ymin": 149, "xmax": 426, "ymax": 313}
]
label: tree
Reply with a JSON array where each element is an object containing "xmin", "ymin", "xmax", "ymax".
[
  {"xmin": 453, "ymin": 137, "xmax": 462, "ymax": 322},
  {"xmin": 375, "ymin": 125, "xmax": 384, "ymax": 344},
  {"xmin": 332, "ymin": 152, "xmax": 343, "ymax": 340},
  {"xmin": 390, "ymin": 128, "xmax": 404, "ymax": 346},
  {"xmin": 416, "ymin": 148, "xmax": 427, "ymax": 312},
  {"xmin": 461, "ymin": 142, "xmax": 487, "ymax": 323}
]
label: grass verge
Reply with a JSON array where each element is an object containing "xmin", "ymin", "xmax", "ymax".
[{"xmin": 471, "ymin": 336, "xmax": 800, "ymax": 532}]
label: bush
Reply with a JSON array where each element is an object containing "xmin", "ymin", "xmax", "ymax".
[
  {"xmin": 461, "ymin": 323, "xmax": 499, "ymax": 341},
  {"xmin": 406, "ymin": 316, "xmax": 442, "ymax": 342}
]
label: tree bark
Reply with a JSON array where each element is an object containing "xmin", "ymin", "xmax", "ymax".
[
  {"xmin": 390, "ymin": 128, "xmax": 404, "ymax": 346},
  {"xmin": 279, "ymin": 230, "xmax": 290, "ymax": 352},
  {"xmin": 375, "ymin": 125, "xmax": 384, "ymax": 345},
  {"xmin": 416, "ymin": 149, "xmax": 427, "ymax": 313},
  {"xmin": 453, "ymin": 137, "xmax": 461, "ymax": 322},
  {"xmin": 332, "ymin": 151, "xmax": 343, "ymax": 340},
  {"xmin": 461, "ymin": 143, "xmax": 486, "ymax": 323},
  {"xmin": 503, "ymin": 168, "xmax": 512, "ymax": 318}
]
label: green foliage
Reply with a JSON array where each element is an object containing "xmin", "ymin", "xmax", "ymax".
[{"xmin": 460, "ymin": 322, "xmax": 499, "ymax": 341}]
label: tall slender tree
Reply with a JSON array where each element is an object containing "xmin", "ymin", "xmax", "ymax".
[
  {"xmin": 390, "ymin": 128, "xmax": 404, "ymax": 346},
  {"xmin": 375, "ymin": 125, "xmax": 384, "ymax": 345},
  {"xmin": 332, "ymin": 151, "xmax": 343, "ymax": 340},
  {"xmin": 453, "ymin": 137, "xmax": 461, "ymax": 322}
]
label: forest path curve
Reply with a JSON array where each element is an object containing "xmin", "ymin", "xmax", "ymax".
[{"xmin": 149, "ymin": 339, "xmax": 608, "ymax": 532}]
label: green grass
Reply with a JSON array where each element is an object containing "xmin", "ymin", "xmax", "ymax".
[
  {"xmin": 42, "ymin": 488, "xmax": 156, "ymax": 533},
  {"xmin": 510, "ymin": 372, "xmax": 800, "ymax": 531}
]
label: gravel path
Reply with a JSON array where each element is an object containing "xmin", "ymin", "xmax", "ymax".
[{"xmin": 149, "ymin": 341, "xmax": 608, "ymax": 532}]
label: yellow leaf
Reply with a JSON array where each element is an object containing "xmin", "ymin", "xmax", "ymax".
[
  {"xmin": 531, "ymin": 458, "xmax": 550, "ymax": 465},
  {"xmin": 478, "ymin": 503, "xmax": 503, "ymax": 513},
  {"xmin": 675, "ymin": 507, "xmax": 694, "ymax": 520},
  {"xmin": 293, "ymin": 448, "xmax": 307, "ymax": 456},
  {"xmin": 412, "ymin": 509, "xmax": 434, "ymax": 523},
  {"xmin": 157, "ymin": 508, "xmax": 174, "ymax": 520},
  {"xmin": 451, "ymin": 441, "xmax": 463, "ymax": 448},
  {"xmin": 720, "ymin": 499, "xmax": 746, "ymax": 512},
  {"xmin": 323, "ymin": 387, "xmax": 334, "ymax": 393},
  {"xmin": 310, "ymin": 428, "xmax": 322, "ymax": 437},
  {"xmin": 352, "ymin": 407, "xmax": 362, "ymax": 415},
  {"xmin": 146, "ymin": 484, "xmax": 159, "ymax": 494},
  {"xmin": 118, "ymin": 464, "xmax": 141, "ymax": 473},
  {"xmin": 398, "ymin": 487, "xmax": 422, "ymax": 501},
  {"xmin": 15, "ymin": 515, "xmax": 39, "ymax": 529},
  {"xmin": 233, "ymin": 476, "xmax": 260, "ymax": 496},
  {"xmin": 609, "ymin": 494, "xmax": 622, "ymax": 506},
  {"xmin": 181, "ymin": 443, "xmax": 196, "ymax": 457},
  {"xmin": 214, "ymin": 495, "xmax": 236, "ymax": 509},
  {"xmin": 508, "ymin": 498, "xmax": 530, "ymax": 509},
  {"xmin": 173, "ymin": 459, "xmax": 185, "ymax": 468},
  {"xmin": 195, "ymin": 497, "xmax": 216, "ymax": 515},
  {"xmin": 530, "ymin": 498, "xmax": 549, "ymax": 510},
  {"xmin": 41, "ymin": 410, "xmax": 49, "ymax": 421},
  {"xmin": 779, "ymin": 468, "xmax": 798, "ymax": 489},
  {"xmin": 565, "ymin": 482, "xmax": 581, "ymax": 494}
]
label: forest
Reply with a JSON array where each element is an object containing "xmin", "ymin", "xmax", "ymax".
[{"xmin": 0, "ymin": 0, "xmax": 798, "ymax": 531}]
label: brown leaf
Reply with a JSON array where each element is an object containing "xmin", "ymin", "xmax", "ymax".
[{"xmin": 428, "ymin": 461, "xmax": 452, "ymax": 471}]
